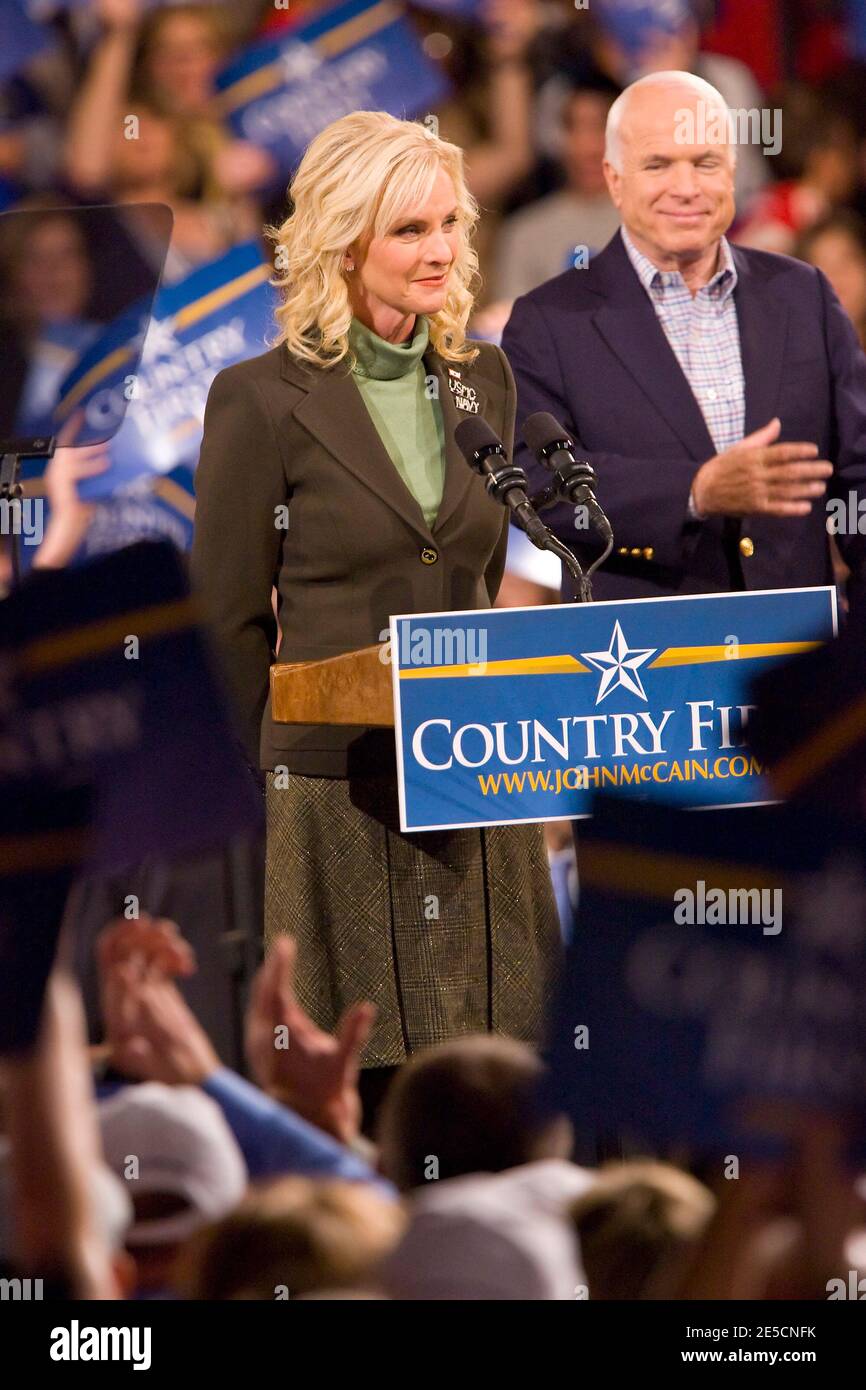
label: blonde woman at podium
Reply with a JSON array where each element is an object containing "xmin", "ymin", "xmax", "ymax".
[{"xmin": 192, "ymin": 111, "xmax": 561, "ymax": 1091}]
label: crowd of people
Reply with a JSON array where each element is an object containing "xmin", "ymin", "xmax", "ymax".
[
  {"xmin": 2, "ymin": 2, "xmax": 866, "ymax": 326},
  {"xmin": 4, "ymin": 909, "xmax": 864, "ymax": 1300},
  {"xmin": 2, "ymin": 0, "xmax": 866, "ymax": 1304}
]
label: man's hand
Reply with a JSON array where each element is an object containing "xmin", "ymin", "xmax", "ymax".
[
  {"xmin": 97, "ymin": 915, "xmax": 218, "ymax": 1085},
  {"xmin": 95, "ymin": 0, "xmax": 142, "ymax": 32},
  {"xmin": 97, "ymin": 913, "xmax": 196, "ymax": 984},
  {"xmin": 691, "ymin": 417, "xmax": 833, "ymax": 519},
  {"xmin": 483, "ymin": 0, "xmax": 539, "ymax": 63},
  {"xmin": 245, "ymin": 937, "xmax": 376, "ymax": 1146},
  {"xmin": 105, "ymin": 972, "xmax": 221, "ymax": 1085}
]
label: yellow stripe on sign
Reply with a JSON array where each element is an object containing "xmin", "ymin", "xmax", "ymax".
[
  {"xmin": 56, "ymin": 343, "xmax": 135, "ymax": 419},
  {"xmin": 151, "ymin": 477, "xmax": 196, "ymax": 520},
  {"xmin": 399, "ymin": 655, "xmax": 592, "ymax": 680},
  {"xmin": 317, "ymin": 0, "xmax": 400, "ymax": 57},
  {"xmin": 398, "ymin": 640, "xmax": 825, "ymax": 680},
  {"xmin": 219, "ymin": 1, "xmax": 400, "ymax": 114},
  {"xmin": 174, "ymin": 263, "xmax": 271, "ymax": 333},
  {"xmin": 56, "ymin": 264, "xmax": 271, "ymax": 418},
  {"xmin": 19, "ymin": 596, "xmax": 199, "ymax": 675},
  {"xmin": 217, "ymin": 60, "xmax": 286, "ymax": 115},
  {"xmin": 771, "ymin": 691, "xmax": 866, "ymax": 797},
  {"xmin": 169, "ymin": 417, "xmax": 202, "ymax": 445},
  {"xmin": 651, "ymin": 641, "xmax": 823, "ymax": 667},
  {"xmin": 0, "ymin": 827, "xmax": 89, "ymax": 873},
  {"xmin": 579, "ymin": 842, "xmax": 785, "ymax": 900}
]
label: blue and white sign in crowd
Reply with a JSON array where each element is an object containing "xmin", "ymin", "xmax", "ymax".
[
  {"xmin": 51, "ymin": 240, "xmax": 276, "ymax": 499},
  {"xmin": 216, "ymin": 0, "xmax": 450, "ymax": 185}
]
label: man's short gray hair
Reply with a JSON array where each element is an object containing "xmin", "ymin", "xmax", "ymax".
[{"xmin": 604, "ymin": 70, "xmax": 735, "ymax": 171}]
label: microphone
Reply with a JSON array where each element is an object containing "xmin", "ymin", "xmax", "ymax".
[
  {"xmin": 454, "ymin": 416, "xmax": 552, "ymax": 551},
  {"xmin": 523, "ymin": 412, "xmax": 613, "ymax": 543}
]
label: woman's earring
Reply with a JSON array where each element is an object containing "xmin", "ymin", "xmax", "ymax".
[{"xmin": 345, "ymin": 260, "xmax": 355, "ymax": 272}]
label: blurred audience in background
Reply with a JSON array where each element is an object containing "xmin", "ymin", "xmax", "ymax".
[
  {"xmin": 493, "ymin": 78, "xmax": 621, "ymax": 302},
  {"xmin": 3, "ymin": 1, "xmax": 866, "ymax": 326},
  {"xmin": 796, "ymin": 209, "xmax": 866, "ymax": 350},
  {"xmin": 735, "ymin": 83, "xmax": 861, "ymax": 252}
]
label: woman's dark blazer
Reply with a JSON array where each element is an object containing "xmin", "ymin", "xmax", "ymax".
[{"xmin": 191, "ymin": 331, "xmax": 517, "ymax": 778}]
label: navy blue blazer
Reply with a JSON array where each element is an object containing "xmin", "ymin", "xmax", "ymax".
[{"xmin": 501, "ymin": 231, "xmax": 866, "ymax": 606}]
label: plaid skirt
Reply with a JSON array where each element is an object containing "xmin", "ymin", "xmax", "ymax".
[{"xmin": 265, "ymin": 769, "xmax": 563, "ymax": 1068}]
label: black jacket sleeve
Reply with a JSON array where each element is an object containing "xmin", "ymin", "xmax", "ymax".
[{"xmin": 191, "ymin": 366, "xmax": 288, "ymax": 765}]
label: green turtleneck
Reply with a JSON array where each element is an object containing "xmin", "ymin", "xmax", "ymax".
[{"xmin": 348, "ymin": 314, "xmax": 446, "ymax": 528}]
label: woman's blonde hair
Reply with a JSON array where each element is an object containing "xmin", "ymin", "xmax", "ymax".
[{"xmin": 265, "ymin": 110, "xmax": 481, "ymax": 368}]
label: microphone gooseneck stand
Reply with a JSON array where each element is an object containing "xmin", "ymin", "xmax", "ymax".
[
  {"xmin": 527, "ymin": 486, "xmax": 615, "ymax": 603},
  {"xmin": 523, "ymin": 412, "xmax": 616, "ymax": 604},
  {"xmin": 455, "ymin": 415, "xmax": 607, "ymax": 603},
  {"xmin": 522, "ymin": 513, "xmax": 595, "ymax": 604}
]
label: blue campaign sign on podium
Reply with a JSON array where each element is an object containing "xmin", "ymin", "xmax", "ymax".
[{"xmin": 389, "ymin": 586, "xmax": 837, "ymax": 832}]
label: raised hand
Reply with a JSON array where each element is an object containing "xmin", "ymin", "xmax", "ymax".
[{"xmin": 245, "ymin": 936, "xmax": 376, "ymax": 1145}]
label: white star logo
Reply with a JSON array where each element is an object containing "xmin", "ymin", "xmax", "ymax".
[
  {"xmin": 281, "ymin": 42, "xmax": 322, "ymax": 84},
  {"xmin": 581, "ymin": 621, "xmax": 656, "ymax": 704},
  {"xmin": 140, "ymin": 315, "xmax": 182, "ymax": 364}
]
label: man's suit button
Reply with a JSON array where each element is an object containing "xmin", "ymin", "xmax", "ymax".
[
  {"xmin": 420, "ymin": 546, "xmax": 439, "ymax": 565},
  {"xmin": 630, "ymin": 547, "xmax": 641, "ymax": 557},
  {"xmin": 643, "ymin": 547, "xmax": 654, "ymax": 560},
  {"xmin": 617, "ymin": 547, "xmax": 627, "ymax": 556},
  {"xmin": 739, "ymin": 536, "xmax": 755, "ymax": 558}
]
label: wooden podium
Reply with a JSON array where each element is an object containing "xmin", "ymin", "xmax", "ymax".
[{"xmin": 270, "ymin": 644, "xmax": 394, "ymax": 727}]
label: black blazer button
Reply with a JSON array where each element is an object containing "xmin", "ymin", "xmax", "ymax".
[{"xmin": 420, "ymin": 546, "xmax": 439, "ymax": 565}]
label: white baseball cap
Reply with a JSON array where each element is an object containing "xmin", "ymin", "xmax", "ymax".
[
  {"xmin": 381, "ymin": 1159, "xmax": 594, "ymax": 1300},
  {"xmin": 98, "ymin": 1083, "xmax": 247, "ymax": 1247}
]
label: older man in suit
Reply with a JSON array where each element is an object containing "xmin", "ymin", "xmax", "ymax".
[{"xmin": 501, "ymin": 70, "xmax": 866, "ymax": 608}]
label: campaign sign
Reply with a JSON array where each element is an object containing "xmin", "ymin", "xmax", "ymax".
[
  {"xmin": 80, "ymin": 464, "xmax": 197, "ymax": 557},
  {"xmin": 16, "ymin": 463, "xmax": 196, "ymax": 583},
  {"xmin": 48, "ymin": 242, "xmax": 275, "ymax": 500},
  {"xmin": 542, "ymin": 794, "xmax": 866, "ymax": 1157},
  {"xmin": 0, "ymin": 0, "xmax": 56, "ymax": 82},
  {"xmin": 0, "ymin": 781, "xmax": 94, "ymax": 1054},
  {"xmin": 0, "ymin": 540, "xmax": 264, "ymax": 870},
  {"xmin": 216, "ymin": 0, "xmax": 450, "ymax": 182},
  {"xmin": 849, "ymin": 0, "xmax": 866, "ymax": 60},
  {"xmin": 390, "ymin": 587, "xmax": 837, "ymax": 831},
  {"xmin": 748, "ymin": 616, "xmax": 866, "ymax": 823},
  {"xmin": 595, "ymin": 0, "xmax": 690, "ymax": 55},
  {"xmin": 408, "ymin": 0, "xmax": 483, "ymax": 19}
]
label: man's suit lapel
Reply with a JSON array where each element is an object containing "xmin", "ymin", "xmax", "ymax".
[
  {"xmin": 589, "ymin": 234, "xmax": 717, "ymax": 461},
  {"xmin": 281, "ymin": 339, "xmax": 491, "ymax": 540},
  {"xmin": 590, "ymin": 235, "xmax": 791, "ymax": 454},
  {"xmin": 731, "ymin": 248, "xmax": 789, "ymax": 433}
]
